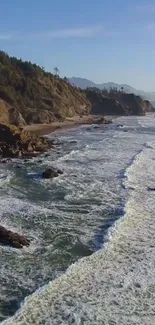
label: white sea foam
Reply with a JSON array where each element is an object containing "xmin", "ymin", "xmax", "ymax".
[{"xmin": 2, "ymin": 114, "xmax": 155, "ymax": 324}]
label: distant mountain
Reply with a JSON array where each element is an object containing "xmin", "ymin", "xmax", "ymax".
[
  {"xmin": 69, "ymin": 77, "xmax": 96, "ymax": 89},
  {"xmin": 69, "ymin": 77, "xmax": 155, "ymax": 104}
]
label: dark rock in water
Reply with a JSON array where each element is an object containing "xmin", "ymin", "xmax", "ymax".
[
  {"xmin": 42, "ymin": 168, "xmax": 59, "ymax": 179},
  {"xmin": 93, "ymin": 117, "xmax": 112, "ymax": 125},
  {"xmin": 124, "ymin": 130, "xmax": 128, "ymax": 132},
  {"xmin": 15, "ymin": 165, "xmax": 22, "ymax": 169},
  {"xmin": 69, "ymin": 140, "xmax": 77, "ymax": 144},
  {"xmin": 57, "ymin": 169, "xmax": 63, "ymax": 175},
  {"xmin": 44, "ymin": 153, "xmax": 50, "ymax": 158},
  {"xmin": 38, "ymin": 160, "xmax": 42, "ymax": 163},
  {"xmin": 0, "ymin": 225, "xmax": 30, "ymax": 248},
  {"xmin": 148, "ymin": 187, "xmax": 155, "ymax": 191},
  {"xmin": 95, "ymin": 117, "xmax": 105, "ymax": 125},
  {"xmin": 117, "ymin": 124, "xmax": 124, "ymax": 127}
]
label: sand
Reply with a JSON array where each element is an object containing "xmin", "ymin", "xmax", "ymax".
[{"xmin": 23, "ymin": 115, "xmax": 108, "ymax": 136}]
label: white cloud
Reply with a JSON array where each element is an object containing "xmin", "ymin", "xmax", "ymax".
[
  {"xmin": 34, "ymin": 25, "xmax": 104, "ymax": 39},
  {"xmin": 0, "ymin": 25, "xmax": 105, "ymax": 41}
]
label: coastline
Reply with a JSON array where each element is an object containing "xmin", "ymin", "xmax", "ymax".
[{"xmin": 23, "ymin": 115, "xmax": 112, "ymax": 136}]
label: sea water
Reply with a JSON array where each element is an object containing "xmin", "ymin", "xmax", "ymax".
[{"xmin": 1, "ymin": 114, "xmax": 155, "ymax": 324}]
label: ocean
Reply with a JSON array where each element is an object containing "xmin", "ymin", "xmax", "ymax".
[{"xmin": 1, "ymin": 114, "xmax": 155, "ymax": 324}]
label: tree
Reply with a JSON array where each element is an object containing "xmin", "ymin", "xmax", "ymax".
[
  {"xmin": 64, "ymin": 76, "xmax": 68, "ymax": 82},
  {"xmin": 54, "ymin": 66, "xmax": 60, "ymax": 77}
]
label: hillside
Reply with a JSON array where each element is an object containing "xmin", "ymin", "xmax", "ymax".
[
  {"xmin": 0, "ymin": 51, "xmax": 153, "ymax": 126},
  {"xmin": 69, "ymin": 77, "xmax": 155, "ymax": 102},
  {"xmin": 86, "ymin": 88, "xmax": 153, "ymax": 116},
  {"xmin": 0, "ymin": 51, "xmax": 90, "ymax": 125}
]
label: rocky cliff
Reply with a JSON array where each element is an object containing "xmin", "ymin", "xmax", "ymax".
[
  {"xmin": 0, "ymin": 51, "xmax": 90, "ymax": 125},
  {"xmin": 0, "ymin": 51, "xmax": 153, "ymax": 125},
  {"xmin": 0, "ymin": 99, "xmax": 26, "ymax": 125},
  {"xmin": 86, "ymin": 88, "xmax": 153, "ymax": 116}
]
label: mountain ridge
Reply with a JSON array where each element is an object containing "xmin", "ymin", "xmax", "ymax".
[{"xmin": 69, "ymin": 77, "xmax": 155, "ymax": 102}]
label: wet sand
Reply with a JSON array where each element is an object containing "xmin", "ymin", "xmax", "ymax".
[{"xmin": 24, "ymin": 115, "xmax": 110, "ymax": 136}]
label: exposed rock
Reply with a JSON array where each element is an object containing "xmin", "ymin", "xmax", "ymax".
[
  {"xmin": 148, "ymin": 187, "xmax": 155, "ymax": 191},
  {"xmin": 86, "ymin": 88, "xmax": 153, "ymax": 116},
  {"xmin": 42, "ymin": 168, "xmax": 59, "ymax": 179},
  {"xmin": 143, "ymin": 100, "xmax": 153, "ymax": 113},
  {"xmin": 0, "ymin": 225, "xmax": 30, "ymax": 248},
  {"xmin": 0, "ymin": 99, "xmax": 26, "ymax": 126},
  {"xmin": 1, "ymin": 159, "xmax": 7, "ymax": 164},
  {"xmin": 86, "ymin": 89, "xmax": 126, "ymax": 115},
  {"xmin": 57, "ymin": 169, "xmax": 63, "ymax": 175},
  {"xmin": 94, "ymin": 117, "xmax": 112, "ymax": 125},
  {"xmin": 0, "ymin": 51, "xmax": 153, "ymax": 125},
  {"xmin": 0, "ymin": 124, "xmax": 52, "ymax": 159}
]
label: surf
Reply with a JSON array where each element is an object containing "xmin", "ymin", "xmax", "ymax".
[{"xmin": 1, "ymin": 115, "xmax": 155, "ymax": 324}]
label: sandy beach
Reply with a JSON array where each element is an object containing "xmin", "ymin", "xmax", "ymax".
[{"xmin": 24, "ymin": 115, "xmax": 111, "ymax": 136}]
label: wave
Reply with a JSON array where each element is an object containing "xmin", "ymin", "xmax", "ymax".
[
  {"xmin": 2, "ymin": 115, "xmax": 155, "ymax": 324},
  {"xmin": 3, "ymin": 139, "xmax": 155, "ymax": 325}
]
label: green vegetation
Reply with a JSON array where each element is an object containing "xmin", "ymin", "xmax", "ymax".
[
  {"xmin": 0, "ymin": 51, "xmax": 90, "ymax": 124},
  {"xmin": 0, "ymin": 50, "xmax": 153, "ymax": 125},
  {"xmin": 86, "ymin": 87, "xmax": 153, "ymax": 116}
]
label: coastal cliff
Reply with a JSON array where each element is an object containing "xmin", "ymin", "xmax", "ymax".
[
  {"xmin": 0, "ymin": 51, "xmax": 90, "ymax": 125},
  {"xmin": 0, "ymin": 50, "xmax": 153, "ymax": 126},
  {"xmin": 86, "ymin": 88, "xmax": 153, "ymax": 116}
]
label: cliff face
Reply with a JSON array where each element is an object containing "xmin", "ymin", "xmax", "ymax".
[
  {"xmin": 118, "ymin": 93, "xmax": 151, "ymax": 116},
  {"xmin": 86, "ymin": 88, "xmax": 153, "ymax": 116},
  {"xmin": 0, "ymin": 51, "xmax": 153, "ymax": 126},
  {"xmin": 0, "ymin": 99, "xmax": 26, "ymax": 126},
  {"xmin": 85, "ymin": 90, "xmax": 125, "ymax": 115},
  {"xmin": 144, "ymin": 100, "xmax": 154, "ymax": 112},
  {"xmin": 0, "ymin": 51, "xmax": 90, "ymax": 124}
]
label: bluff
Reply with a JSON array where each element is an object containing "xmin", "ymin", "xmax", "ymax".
[
  {"xmin": 0, "ymin": 51, "xmax": 153, "ymax": 125},
  {"xmin": 0, "ymin": 51, "xmax": 90, "ymax": 125},
  {"xmin": 86, "ymin": 88, "xmax": 153, "ymax": 116}
]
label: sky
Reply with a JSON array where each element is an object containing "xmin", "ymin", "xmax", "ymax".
[{"xmin": 1, "ymin": 0, "xmax": 155, "ymax": 91}]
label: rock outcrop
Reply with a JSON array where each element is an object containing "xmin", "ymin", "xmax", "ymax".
[
  {"xmin": 144, "ymin": 100, "xmax": 153, "ymax": 112},
  {"xmin": 0, "ymin": 51, "xmax": 153, "ymax": 123},
  {"xmin": 0, "ymin": 99, "xmax": 26, "ymax": 126},
  {"xmin": 42, "ymin": 168, "xmax": 63, "ymax": 179},
  {"xmin": 86, "ymin": 90, "xmax": 126, "ymax": 115},
  {"xmin": 0, "ymin": 124, "xmax": 52, "ymax": 158},
  {"xmin": 86, "ymin": 88, "xmax": 153, "ymax": 116},
  {"xmin": 0, "ymin": 225, "xmax": 30, "ymax": 248}
]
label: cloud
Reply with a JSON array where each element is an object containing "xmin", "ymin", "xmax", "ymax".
[
  {"xmin": 33, "ymin": 25, "xmax": 105, "ymax": 39},
  {"xmin": 0, "ymin": 25, "xmax": 105, "ymax": 42}
]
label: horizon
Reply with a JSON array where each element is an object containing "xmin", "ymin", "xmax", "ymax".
[{"xmin": 1, "ymin": 0, "xmax": 155, "ymax": 92}]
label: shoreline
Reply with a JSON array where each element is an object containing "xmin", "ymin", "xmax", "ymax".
[{"xmin": 23, "ymin": 115, "xmax": 113, "ymax": 136}]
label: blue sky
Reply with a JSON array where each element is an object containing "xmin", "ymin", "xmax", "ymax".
[{"xmin": 1, "ymin": 0, "xmax": 155, "ymax": 90}]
